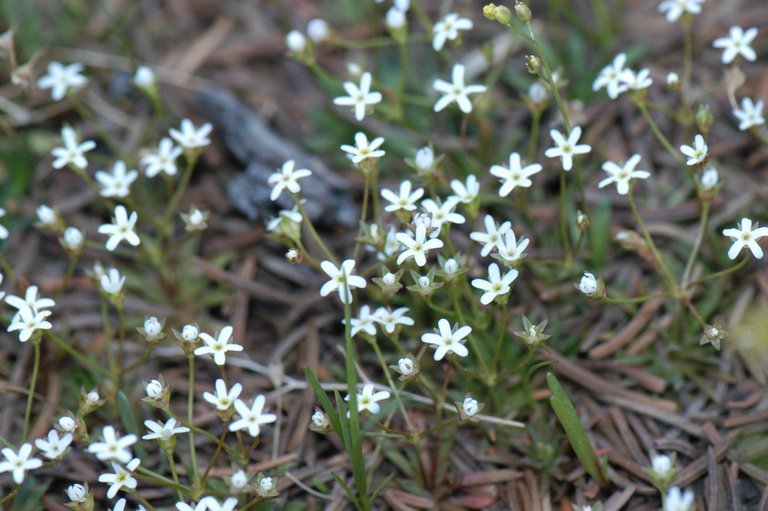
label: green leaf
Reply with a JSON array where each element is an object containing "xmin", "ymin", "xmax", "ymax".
[{"xmin": 546, "ymin": 373, "xmax": 607, "ymax": 486}]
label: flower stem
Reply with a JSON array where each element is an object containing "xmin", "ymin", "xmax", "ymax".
[
  {"xmin": 292, "ymin": 193, "xmax": 338, "ymax": 264},
  {"xmin": 627, "ymin": 191, "xmax": 679, "ymax": 294},
  {"xmin": 370, "ymin": 337, "xmax": 415, "ymax": 432},
  {"xmin": 200, "ymin": 421, "xmax": 229, "ymax": 486},
  {"xmin": 187, "ymin": 354, "xmax": 199, "ymax": 488},
  {"xmin": 681, "ymin": 199, "xmax": 710, "ymax": 286},
  {"xmin": 22, "ymin": 337, "xmax": 41, "ymax": 441}
]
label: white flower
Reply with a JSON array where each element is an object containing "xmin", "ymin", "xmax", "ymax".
[
  {"xmin": 66, "ymin": 483, "xmax": 88, "ymax": 502},
  {"xmin": 267, "ymin": 160, "xmax": 312, "ymax": 201},
  {"xmin": 598, "ymin": 153, "xmax": 651, "ymax": 195},
  {"xmin": 664, "ymin": 486, "xmax": 694, "ymax": 511},
  {"xmin": 36, "ymin": 205, "xmax": 57, "ymax": 226},
  {"xmin": 59, "ymin": 416, "xmax": 76, "ymax": 432},
  {"xmin": 442, "ymin": 257, "xmax": 459, "ymax": 276},
  {"xmin": 7, "ymin": 306, "xmax": 52, "ymax": 342},
  {"xmin": 680, "ymin": 134, "xmax": 708, "ymax": 166},
  {"xmin": 496, "ymin": 229, "xmax": 530, "ymax": 264},
  {"xmin": 345, "ymin": 383, "xmax": 390, "ymax": 414},
  {"xmin": 462, "ymin": 396, "xmax": 479, "ymax": 417},
  {"xmin": 62, "ymin": 227, "xmax": 84, "ymax": 251},
  {"xmin": 145, "ymin": 380, "xmax": 163, "ymax": 398},
  {"xmin": 713, "ymin": 26, "xmax": 758, "ymax": 64},
  {"xmin": 414, "ymin": 146, "xmax": 434, "ymax": 173},
  {"xmin": 421, "ymin": 198, "xmax": 465, "ymax": 232},
  {"xmin": 87, "ymin": 426, "xmax": 137, "ymax": 464},
  {"xmin": 375, "ymin": 306, "xmax": 414, "ymax": 334},
  {"xmin": 142, "ymin": 418, "xmax": 190, "ymax": 440},
  {"xmin": 51, "ymin": 126, "xmax": 96, "ymax": 170},
  {"xmin": 592, "ymin": 53, "xmax": 632, "ymax": 99},
  {"xmin": 471, "ymin": 263, "xmax": 518, "ymax": 305},
  {"xmin": 307, "ymin": 18, "xmax": 330, "ymax": 42},
  {"xmin": 421, "ymin": 318, "xmax": 471, "ymax": 360},
  {"xmin": 98, "ymin": 205, "xmax": 141, "ymax": 251},
  {"xmin": 701, "ymin": 167, "xmax": 718, "ymax": 190},
  {"xmin": 35, "ymin": 429, "xmax": 73, "ymax": 459},
  {"xmin": 194, "ymin": 326, "xmax": 243, "ymax": 366},
  {"xmin": 5, "ymin": 285, "xmax": 55, "ymax": 315},
  {"xmin": 133, "ymin": 66, "xmax": 155, "ymax": 88},
  {"xmin": 346, "ymin": 305, "xmax": 378, "ymax": 337},
  {"xmin": 182, "ymin": 324, "xmax": 199, "ymax": 342},
  {"xmin": 259, "ymin": 476, "xmax": 275, "ymax": 491},
  {"xmin": 658, "ymin": 0, "xmax": 704, "ymax": 23},
  {"xmin": 432, "ymin": 13, "xmax": 473, "ymax": 51},
  {"xmin": 143, "ymin": 317, "xmax": 163, "ymax": 339},
  {"xmin": 449, "ymin": 175, "xmax": 479, "ymax": 204},
  {"xmin": 100, "ymin": 268, "xmax": 126, "ymax": 295},
  {"xmin": 141, "ymin": 138, "xmax": 183, "ymax": 177},
  {"xmin": 433, "ymin": 64, "xmax": 487, "ymax": 113},
  {"xmin": 579, "ymin": 272, "xmax": 599, "ymax": 294},
  {"xmin": 95, "ymin": 161, "xmax": 139, "ymax": 198},
  {"xmin": 311, "ymin": 410, "xmax": 330, "ymax": 428},
  {"xmin": 230, "ymin": 395, "xmax": 277, "ymax": 437},
  {"xmin": 667, "ymin": 72, "xmax": 680, "ymax": 87},
  {"xmin": 381, "ymin": 180, "xmax": 424, "ymax": 212},
  {"xmin": 341, "ymin": 132, "xmax": 386, "ymax": 164},
  {"xmin": 722, "ymin": 218, "xmax": 768, "ymax": 260},
  {"xmin": 651, "ymin": 453, "xmax": 675, "ymax": 480},
  {"xmin": 622, "ymin": 68, "xmax": 653, "ymax": 90},
  {"xmin": 231, "ymin": 469, "xmax": 248, "ymax": 490},
  {"xmin": 203, "ymin": 378, "xmax": 243, "ymax": 411},
  {"xmin": 490, "ymin": 153, "xmax": 542, "ymax": 196},
  {"xmin": 199, "ymin": 497, "xmax": 238, "ymax": 511},
  {"xmin": 98, "ymin": 458, "xmax": 140, "ymax": 499},
  {"xmin": 397, "ymin": 357, "xmax": 415, "ymax": 376},
  {"xmin": 733, "ymin": 97, "xmax": 765, "ymax": 131},
  {"xmin": 176, "ymin": 502, "xmax": 208, "ymax": 511},
  {"xmin": 545, "ymin": 126, "xmax": 591, "ymax": 171},
  {"xmin": 37, "ymin": 61, "xmax": 87, "ymax": 100},
  {"xmin": 386, "ymin": 7, "xmax": 406, "ymax": 29},
  {"xmin": 185, "ymin": 207, "xmax": 208, "ymax": 230},
  {"xmin": 169, "ymin": 119, "xmax": 212, "ymax": 148},
  {"xmin": 333, "ymin": 72, "xmax": 382, "ymax": 121},
  {"xmin": 470, "ymin": 215, "xmax": 511, "ymax": 257},
  {"xmin": 396, "ymin": 223, "xmax": 444, "ymax": 266},
  {"xmin": 286, "ymin": 30, "xmax": 307, "ymax": 52},
  {"xmin": 86, "ymin": 390, "xmax": 100, "ymax": 404},
  {"xmin": 319, "ymin": 259, "xmax": 367, "ymax": 304},
  {"xmin": 0, "ymin": 443, "xmax": 42, "ymax": 484}
]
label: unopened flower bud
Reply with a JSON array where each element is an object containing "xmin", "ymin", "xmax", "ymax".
[
  {"xmin": 514, "ymin": 1, "xmax": 532, "ymax": 22},
  {"xmin": 142, "ymin": 316, "xmax": 164, "ymax": 342},
  {"xmin": 696, "ymin": 104, "xmax": 714, "ymax": 135},
  {"xmin": 666, "ymin": 72, "xmax": 680, "ymax": 89},
  {"xmin": 576, "ymin": 210, "xmax": 590, "ymax": 232},
  {"xmin": 286, "ymin": 248, "xmax": 302, "ymax": 264},
  {"xmin": 398, "ymin": 357, "xmax": 414, "ymax": 376},
  {"xmin": 310, "ymin": 409, "xmax": 332, "ymax": 433},
  {"xmin": 36, "ymin": 205, "xmax": 58, "ymax": 227},
  {"xmin": 133, "ymin": 66, "xmax": 155, "ymax": 88},
  {"xmin": 66, "ymin": 483, "xmax": 88, "ymax": 503},
  {"xmin": 231, "ymin": 470, "xmax": 248, "ymax": 491},
  {"xmin": 146, "ymin": 380, "xmax": 163, "ymax": 398},
  {"xmin": 182, "ymin": 207, "xmax": 209, "ymax": 231},
  {"xmin": 457, "ymin": 394, "xmax": 484, "ymax": 422},
  {"xmin": 181, "ymin": 324, "xmax": 199, "ymax": 343},
  {"xmin": 483, "ymin": 3, "xmax": 498, "ymax": 20},
  {"xmin": 386, "ymin": 7, "xmax": 407, "ymax": 30},
  {"xmin": 286, "ymin": 30, "xmax": 307, "ymax": 53},
  {"xmin": 700, "ymin": 166, "xmax": 718, "ymax": 191},
  {"xmin": 525, "ymin": 55, "xmax": 542, "ymax": 75},
  {"xmin": 59, "ymin": 416, "xmax": 76, "ymax": 433},
  {"xmin": 307, "ymin": 19, "xmax": 330, "ymax": 43},
  {"xmin": 86, "ymin": 390, "xmax": 100, "ymax": 404},
  {"xmin": 578, "ymin": 272, "xmax": 605, "ymax": 299},
  {"xmin": 61, "ymin": 226, "xmax": 84, "ymax": 252}
]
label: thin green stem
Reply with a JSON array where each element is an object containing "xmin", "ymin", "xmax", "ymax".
[
  {"xmin": 523, "ymin": 22, "xmax": 571, "ymax": 132},
  {"xmin": 165, "ymin": 447, "xmax": 183, "ymax": 500},
  {"xmin": 22, "ymin": 338, "xmax": 41, "ymax": 441},
  {"xmin": 603, "ymin": 293, "xmax": 668, "ymax": 305},
  {"xmin": 636, "ymin": 101, "xmax": 687, "ymax": 169},
  {"xmin": 56, "ymin": 253, "xmax": 80, "ymax": 298},
  {"xmin": 201, "ymin": 421, "xmax": 229, "ymax": 486},
  {"xmin": 187, "ymin": 355, "xmax": 199, "ymax": 488},
  {"xmin": 559, "ymin": 171, "xmax": 572, "ymax": 263},
  {"xmin": 352, "ymin": 174, "xmax": 371, "ymax": 262},
  {"xmin": 292, "ymin": 193, "xmax": 337, "ymax": 264},
  {"xmin": 162, "ymin": 153, "xmax": 198, "ymax": 238},
  {"xmin": 627, "ymin": 192, "xmax": 678, "ymax": 294},
  {"xmin": 492, "ymin": 302, "xmax": 510, "ymax": 374},
  {"xmin": 370, "ymin": 337, "xmax": 415, "ymax": 431},
  {"xmin": 685, "ymin": 255, "xmax": 750, "ymax": 288},
  {"xmin": 681, "ymin": 200, "xmax": 710, "ymax": 286}
]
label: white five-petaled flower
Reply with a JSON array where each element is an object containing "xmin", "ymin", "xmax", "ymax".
[
  {"xmin": 0, "ymin": 443, "xmax": 42, "ymax": 484},
  {"xmin": 374, "ymin": 306, "xmax": 414, "ymax": 334},
  {"xmin": 86, "ymin": 426, "xmax": 137, "ymax": 464},
  {"xmin": 381, "ymin": 180, "xmax": 424, "ymax": 212},
  {"xmin": 346, "ymin": 383, "xmax": 390, "ymax": 414},
  {"xmin": 658, "ymin": 0, "xmax": 704, "ymax": 23},
  {"xmin": 432, "ymin": 13, "xmax": 473, "ymax": 51},
  {"xmin": 598, "ymin": 154, "xmax": 651, "ymax": 195},
  {"xmin": 421, "ymin": 198, "xmax": 465, "ymax": 232},
  {"xmin": 470, "ymin": 215, "xmax": 511, "ymax": 257},
  {"xmin": 194, "ymin": 326, "xmax": 244, "ymax": 366},
  {"xmin": 267, "ymin": 160, "xmax": 312, "ymax": 201},
  {"xmin": 100, "ymin": 268, "xmax": 125, "ymax": 295},
  {"xmin": 5, "ymin": 285, "xmax": 55, "ymax": 316},
  {"xmin": 713, "ymin": 25, "xmax": 758, "ymax": 64},
  {"xmin": 230, "ymin": 395, "xmax": 277, "ymax": 437},
  {"xmin": 98, "ymin": 206, "xmax": 141, "ymax": 251},
  {"xmin": 490, "ymin": 153, "xmax": 542, "ymax": 196},
  {"xmin": 333, "ymin": 72, "xmax": 382, "ymax": 121},
  {"xmin": 471, "ymin": 263, "xmax": 519, "ymax": 305},
  {"xmin": 421, "ymin": 318, "xmax": 471, "ymax": 360},
  {"xmin": 722, "ymin": 218, "xmax": 768, "ymax": 260},
  {"xmin": 346, "ymin": 305, "xmax": 378, "ymax": 337},
  {"xmin": 169, "ymin": 119, "xmax": 212, "ymax": 148},
  {"xmin": 496, "ymin": 229, "xmax": 530, "ymax": 264},
  {"xmin": 37, "ymin": 61, "xmax": 87, "ymax": 100},
  {"xmin": 680, "ymin": 134, "xmax": 708, "ymax": 166},
  {"xmin": 433, "ymin": 64, "xmax": 487, "ymax": 114},
  {"xmin": 51, "ymin": 126, "xmax": 96, "ymax": 170},
  {"xmin": 733, "ymin": 97, "xmax": 765, "ymax": 131},
  {"xmin": 203, "ymin": 378, "xmax": 243, "ymax": 411},
  {"xmin": 592, "ymin": 53, "xmax": 632, "ymax": 99},
  {"xmin": 35, "ymin": 429, "xmax": 73, "ymax": 459},
  {"xmin": 7, "ymin": 307, "xmax": 52, "ymax": 342},
  {"xmin": 664, "ymin": 486, "xmax": 694, "ymax": 511},
  {"xmin": 95, "ymin": 161, "xmax": 139, "ymax": 198},
  {"xmin": 623, "ymin": 68, "xmax": 653, "ymax": 90},
  {"xmin": 142, "ymin": 418, "xmax": 190, "ymax": 440},
  {"xmin": 396, "ymin": 223, "xmax": 444, "ymax": 267},
  {"xmin": 545, "ymin": 126, "xmax": 591, "ymax": 171},
  {"xmin": 319, "ymin": 259, "xmax": 367, "ymax": 304},
  {"xmin": 141, "ymin": 138, "xmax": 183, "ymax": 177},
  {"xmin": 449, "ymin": 175, "xmax": 479, "ymax": 204},
  {"xmin": 341, "ymin": 132, "xmax": 386, "ymax": 164},
  {"xmin": 98, "ymin": 458, "xmax": 140, "ymax": 499}
]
